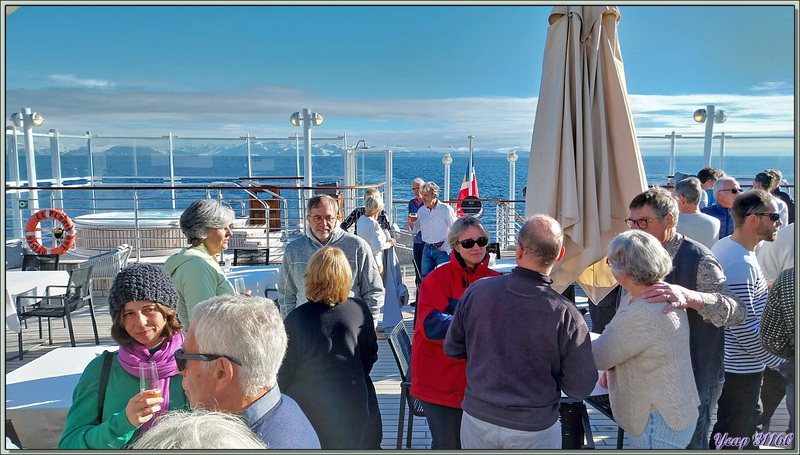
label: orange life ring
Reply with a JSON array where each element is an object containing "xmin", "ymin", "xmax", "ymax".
[{"xmin": 25, "ymin": 209, "xmax": 76, "ymax": 256}]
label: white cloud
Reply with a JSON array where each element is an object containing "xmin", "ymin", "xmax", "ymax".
[
  {"xmin": 48, "ymin": 74, "xmax": 114, "ymax": 89},
  {"xmin": 5, "ymin": 84, "xmax": 794, "ymax": 155},
  {"xmin": 750, "ymin": 81, "xmax": 792, "ymax": 92}
]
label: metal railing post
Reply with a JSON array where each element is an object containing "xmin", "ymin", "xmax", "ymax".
[
  {"xmin": 667, "ymin": 131, "xmax": 681, "ymax": 178},
  {"xmin": 719, "ymin": 132, "xmax": 728, "ymax": 172},
  {"xmin": 50, "ymin": 129, "xmax": 64, "ymax": 210},
  {"xmin": 168, "ymin": 132, "xmax": 176, "ymax": 209},
  {"xmin": 87, "ymin": 132, "xmax": 97, "ymax": 212},
  {"xmin": 133, "ymin": 191, "xmax": 141, "ymax": 262},
  {"xmin": 7, "ymin": 126, "xmax": 23, "ymax": 238},
  {"xmin": 245, "ymin": 134, "xmax": 252, "ymax": 178}
]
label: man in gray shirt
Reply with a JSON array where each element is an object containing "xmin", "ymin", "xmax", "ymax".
[
  {"xmin": 674, "ymin": 177, "xmax": 720, "ymax": 249},
  {"xmin": 277, "ymin": 194, "xmax": 385, "ymax": 325}
]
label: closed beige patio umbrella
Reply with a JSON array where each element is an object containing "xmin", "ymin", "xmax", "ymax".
[{"xmin": 525, "ymin": 5, "xmax": 647, "ymax": 303}]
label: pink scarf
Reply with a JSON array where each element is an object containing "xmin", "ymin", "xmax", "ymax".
[{"xmin": 117, "ymin": 332, "xmax": 184, "ymax": 434}]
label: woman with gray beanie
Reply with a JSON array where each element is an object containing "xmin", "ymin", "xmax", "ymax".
[
  {"xmin": 59, "ymin": 263, "xmax": 189, "ymax": 449},
  {"xmin": 164, "ymin": 199, "xmax": 238, "ymax": 327}
]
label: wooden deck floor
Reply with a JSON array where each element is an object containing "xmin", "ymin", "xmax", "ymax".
[{"xmin": 5, "ymin": 257, "xmax": 792, "ymax": 450}]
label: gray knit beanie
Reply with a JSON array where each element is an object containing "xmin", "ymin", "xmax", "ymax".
[{"xmin": 108, "ymin": 263, "xmax": 179, "ymax": 320}]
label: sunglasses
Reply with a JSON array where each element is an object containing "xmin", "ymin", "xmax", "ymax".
[
  {"xmin": 174, "ymin": 348, "xmax": 243, "ymax": 372},
  {"xmin": 750, "ymin": 212, "xmax": 781, "ymax": 222},
  {"xmin": 456, "ymin": 237, "xmax": 489, "ymax": 249},
  {"xmin": 722, "ymin": 188, "xmax": 742, "ymax": 194}
]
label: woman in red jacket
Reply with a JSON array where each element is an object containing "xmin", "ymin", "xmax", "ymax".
[{"xmin": 410, "ymin": 216, "xmax": 500, "ymax": 449}]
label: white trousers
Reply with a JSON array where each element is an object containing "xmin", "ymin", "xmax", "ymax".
[{"xmin": 460, "ymin": 410, "xmax": 561, "ymax": 450}]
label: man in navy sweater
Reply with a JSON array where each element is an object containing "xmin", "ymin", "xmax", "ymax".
[
  {"xmin": 444, "ymin": 214, "xmax": 597, "ymax": 449},
  {"xmin": 701, "ymin": 176, "xmax": 741, "ymax": 238}
]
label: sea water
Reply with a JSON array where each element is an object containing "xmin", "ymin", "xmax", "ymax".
[{"xmin": 5, "ymin": 152, "xmax": 795, "ymax": 240}]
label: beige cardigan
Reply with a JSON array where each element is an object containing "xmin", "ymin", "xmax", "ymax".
[{"xmin": 592, "ymin": 295, "xmax": 700, "ymax": 436}]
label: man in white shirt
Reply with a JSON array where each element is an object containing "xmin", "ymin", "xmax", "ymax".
[
  {"xmin": 409, "ymin": 181, "xmax": 457, "ymax": 279},
  {"xmin": 674, "ymin": 177, "xmax": 720, "ymax": 249},
  {"xmin": 756, "ymin": 223, "xmax": 794, "ymax": 287}
]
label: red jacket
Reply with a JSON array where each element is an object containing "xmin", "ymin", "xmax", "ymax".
[{"xmin": 410, "ymin": 250, "xmax": 501, "ymax": 408}]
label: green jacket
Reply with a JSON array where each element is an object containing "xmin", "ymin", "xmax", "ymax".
[
  {"xmin": 58, "ymin": 351, "xmax": 189, "ymax": 449},
  {"xmin": 164, "ymin": 244, "xmax": 235, "ymax": 327}
]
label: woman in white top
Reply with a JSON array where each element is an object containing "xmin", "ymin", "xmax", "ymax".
[{"xmin": 356, "ymin": 194, "xmax": 395, "ymax": 274}]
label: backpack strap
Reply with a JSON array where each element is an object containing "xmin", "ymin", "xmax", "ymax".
[{"xmin": 97, "ymin": 351, "xmax": 113, "ymax": 419}]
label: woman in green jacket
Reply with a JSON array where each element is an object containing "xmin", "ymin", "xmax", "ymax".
[
  {"xmin": 164, "ymin": 199, "xmax": 238, "ymax": 328},
  {"xmin": 58, "ymin": 263, "xmax": 189, "ymax": 449}
]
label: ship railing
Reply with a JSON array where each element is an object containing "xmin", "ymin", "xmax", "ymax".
[
  {"xmin": 390, "ymin": 198, "xmax": 525, "ymax": 250},
  {"xmin": 4, "ymin": 183, "xmax": 304, "ymax": 263},
  {"xmin": 5, "ymin": 180, "xmax": 393, "ymax": 262}
]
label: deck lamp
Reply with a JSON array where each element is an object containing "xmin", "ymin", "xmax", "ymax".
[
  {"xmin": 10, "ymin": 112, "xmax": 44, "ymax": 128},
  {"xmin": 507, "ymin": 151, "xmax": 519, "ymax": 240},
  {"xmin": 693, "ymin": 104, "xmax": 727, "ymax": 167},
  {"xmin": 290, "ymin": 109, "xmax": 324, "ymax": 203},
  {"xmin": 442, "ymin": 153, "xmax": 453, "ymax": 201},
  {"xmin": 9, "ymin": 108, "xmax": 45, "ymax": 214}
]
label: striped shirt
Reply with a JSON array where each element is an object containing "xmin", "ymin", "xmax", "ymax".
[{"xmin": 711, "ymin": 237, "xmax": 785, "ymax": 374}]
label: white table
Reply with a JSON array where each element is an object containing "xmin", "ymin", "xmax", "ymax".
[
  {"xmin": 5, "ymin": 270, "xmax": 70, "ymax": 333},
  {"xmin": 490, "ymin": 258, "xmax": 517, "ymax": 275},
  {"xmin": 226, "ymin": 265, "xmax": 280, "ymax": 299},
  {"xmin": 6, "ymin": 345, "xmax": 117, "ymax": 449}
]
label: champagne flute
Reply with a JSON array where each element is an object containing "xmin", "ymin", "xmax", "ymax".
[
  {"xmin": 139, "ymin": 361, "xmax": 160, "ymax": 398},
  {"xmin": 233, "ymin": 277, "xmax": 246, "ymax": 295}
]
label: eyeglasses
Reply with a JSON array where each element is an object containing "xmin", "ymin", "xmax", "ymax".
[
  {"xmin": 749, "ymin": 212, "xmax": 781, "ymax": 222},
  {"xmin": 456, "ymin": 237, "xmax": 489, "ymax": 249},
  {"xmin": 721, "ymin": 188, "xmax": 742, "ymax": 194},
  {"xmin": 174, "ymin": 348, "xmax": 243, "ymax": 372},
  {"xmin": 309, "ymin": 215, "xmax": 337, "ymax": 224},
  {"xmin": 625, "ymin": 218, "xmax": 654, "ymax": 229}
]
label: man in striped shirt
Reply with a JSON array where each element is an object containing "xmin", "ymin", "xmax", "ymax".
[{"xmin": 710, "ymin": 189, "xmax": 785, "ymax": 449}]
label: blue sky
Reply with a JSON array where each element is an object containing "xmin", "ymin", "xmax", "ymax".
[{"xmin": 3, "ymin": 3, "xmax": 797, "ymax": 155}]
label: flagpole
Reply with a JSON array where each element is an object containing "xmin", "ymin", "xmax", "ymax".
[{"xmin": 467, "ymin": 135, "xmax": 474, "ymax": 196}]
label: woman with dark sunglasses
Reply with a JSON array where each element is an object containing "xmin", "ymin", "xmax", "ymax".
[
  {"xmin": 59, "ymin": 263, "xmax": 189, "ymax": 449},
  {"xmin": 410, "ymin": 216, "xmax": 500, "ymax": 449}
]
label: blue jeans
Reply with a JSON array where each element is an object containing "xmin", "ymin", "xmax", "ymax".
[
  {"xmin": 627, "ymin": 411, "xmax": 696, "ymax": 450},
  {"xmin": 686, "ymin": 378, "xmax": 725, "ymax": 449},
  {"xmin": 421, "ymin": 244, "xmax": 449, "ymax": 278},
  {"xmin": 710, "ymin": 371, "xmax": 762, "ymax": 450}
]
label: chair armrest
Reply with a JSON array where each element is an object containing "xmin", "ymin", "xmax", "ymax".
[
  {"xmin": 45, "ymin": 284, "xmax": 68, "ymax": 296},
  {"xmin": 18, "ymin": 294, "xmax": 66, "ymax": 304},
  {"xmin": 17, "ymin": 294, "xmax": 67, "ymax": 314}
]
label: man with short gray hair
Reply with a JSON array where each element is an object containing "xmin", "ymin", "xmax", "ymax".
[
  {"xmin": 278, "ymin": 194, "xmax": 384, "ymax": 323},
  {"xmin": 701, "ymin": 176, "xmax": 741, "ymax": 238},
  {"xmin": 674, "ymin": 177, "xmax": 720, "ymax": 249},
  {"xmin": 178, "ymin": 295, "xmax": 320, "ymax": 449},
  {"xmin": 443, "ymin": 214, "xmax": 597, "ymax": 449},
  {"xmin": 409, "ymin": 181, "xmax": 457, "ymax": 279}
]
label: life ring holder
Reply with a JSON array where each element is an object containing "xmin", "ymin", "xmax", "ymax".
[{"xmin": 25, "ymin": 209, "xmax": 76, "ymax": 256}]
